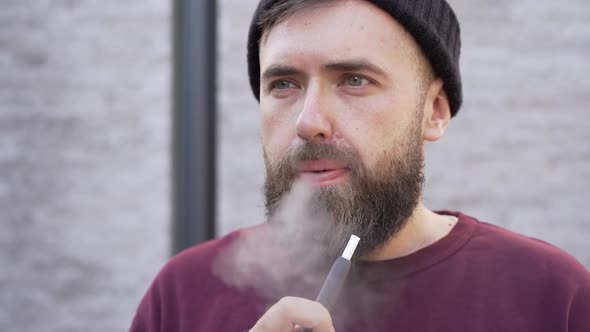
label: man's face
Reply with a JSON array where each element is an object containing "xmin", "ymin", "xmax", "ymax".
[{"xmin": 259, "ymin": 0, "xmax": 429, "ymax": 256}]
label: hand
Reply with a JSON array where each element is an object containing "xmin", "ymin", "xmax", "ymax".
[{"xmin": 250, "ymin": 296, "xmax": 335, "ymax": 332}]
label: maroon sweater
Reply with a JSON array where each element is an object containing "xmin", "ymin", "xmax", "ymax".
[{"xmin": 130, "ymin": 212, "xmax": 590, "ymax": 331}]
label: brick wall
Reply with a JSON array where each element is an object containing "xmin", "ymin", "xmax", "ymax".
[{"xmin": 0, "ymin": 1, "xmax": 170, "ymax": 330}]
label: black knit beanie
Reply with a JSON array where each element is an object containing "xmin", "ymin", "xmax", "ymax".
[{"xmin": 247, "ymin": 0, "xmax": 463, "ymax": 116}]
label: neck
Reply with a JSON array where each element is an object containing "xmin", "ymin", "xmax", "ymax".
[{"xmin": 364, "ymin": 202, "xmax": 457, "ymax": 261}]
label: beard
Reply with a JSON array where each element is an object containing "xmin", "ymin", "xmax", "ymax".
[{"xmin": 263, "ymin": 112, "xmax": 425, "ymax": 260}]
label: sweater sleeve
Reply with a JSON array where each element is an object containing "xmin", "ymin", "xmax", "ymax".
[
  {"xmin": 129, "ymin": 276, "xmax": 163, "ymax": 332},
  {"xmin": 568, "ymin": 286, "xmax": 590, "ymax": 332}
]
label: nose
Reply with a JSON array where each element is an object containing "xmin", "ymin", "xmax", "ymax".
[{"xmin": 295, "ymin": 86, "xmax": 333, "ymax": 143}]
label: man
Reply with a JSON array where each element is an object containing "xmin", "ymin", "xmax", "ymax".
[{"xmin": 131, "ymin": 0, "xmax": 590, "ymax": 331}]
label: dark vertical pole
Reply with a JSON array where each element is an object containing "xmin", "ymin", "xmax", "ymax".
[{"xmin": 172, "ymin": 0, "xmax": 217, "ymax": 254}]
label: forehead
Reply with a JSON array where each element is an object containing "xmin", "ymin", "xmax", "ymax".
[{"xmin": 259, "ymin": 0, "xmax": 416, "ymax": 69}]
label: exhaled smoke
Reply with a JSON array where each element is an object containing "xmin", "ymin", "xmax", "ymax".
[{"xmin": 212, "ymin": 181, "xmax": 339, "ymax": 300}]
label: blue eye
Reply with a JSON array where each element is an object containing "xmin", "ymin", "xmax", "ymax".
[
  {"xmin": 345, "ymin": 75, "xmax": 369, "ymax": 87},
  {"xmin": 272, "ymin": 80, "xmax": 296, "ymax": 90}
]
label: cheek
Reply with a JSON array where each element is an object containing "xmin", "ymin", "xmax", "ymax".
[
  {"xmin": 340, "ymin": 95, "xmax": 401, "ymax": 162},
  {"xmin": 260, "ymin": 102, "xmax": 297, "ymax": 160}
]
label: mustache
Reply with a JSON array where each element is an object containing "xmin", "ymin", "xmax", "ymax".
[{"xmin": 282, "ymin": 143, "xmax": 363, "ymax": 172}]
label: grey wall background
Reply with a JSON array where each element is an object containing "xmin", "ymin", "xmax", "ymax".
[
  {"xmin": 1, "ymin": 0, "xmax": 588, "ymax": 331},
  {"xmin": 0, "ymin": 1, "xmax": 170, "ymax": 331}
]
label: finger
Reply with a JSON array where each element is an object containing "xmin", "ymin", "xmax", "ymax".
[{"xmin": 251, "ymin": 297, "xmax": 335, "ymax": 332}]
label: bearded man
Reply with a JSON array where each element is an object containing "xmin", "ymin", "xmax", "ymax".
[{"xmin": 130, "ymin": 1, "xmax": 590, "ymax": 331}]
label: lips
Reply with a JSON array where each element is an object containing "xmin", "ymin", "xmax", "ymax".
[{"xmin": 295, "ymin": 160, "xmax": 350, "ymax": 185}]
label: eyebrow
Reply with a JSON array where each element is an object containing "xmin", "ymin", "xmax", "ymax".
[
  {"xmin": 260, "ymin": 59, "xmax": 389, "ymax": 82},
  {"xmin": 260, "ymin": 65, "xmax": 302, "ymax": 82},
  {"xmin": 322, "ymin": 60, "xmax": 389, "ymax": 79}
]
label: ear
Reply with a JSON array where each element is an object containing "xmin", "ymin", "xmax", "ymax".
[{"xmin": 422, "ymin": 78, "xmax": 451, "ymax": 142}]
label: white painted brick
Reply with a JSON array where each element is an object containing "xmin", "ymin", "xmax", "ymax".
[{"xmin": 0, "ymin": 1, "xmax": 171, "ymax": 330}]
